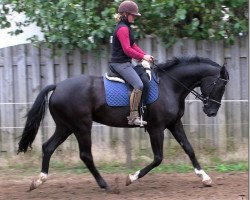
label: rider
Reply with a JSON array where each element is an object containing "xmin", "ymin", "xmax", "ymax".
[{"xmin": 110, "ymin": 0, "xmax": 153, "ymax": 126}]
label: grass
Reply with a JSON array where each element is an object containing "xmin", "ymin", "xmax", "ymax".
[
  {"xmin": 0, "ymin": 151, "xmax": 248, "ymax": 175},
  {"xmin": 215, "ymin": 162, "xmax": 248, "ymax": 172},
  {"xmin": 6, "ymin": 159, "xmax": 246, "ymax": 175}
]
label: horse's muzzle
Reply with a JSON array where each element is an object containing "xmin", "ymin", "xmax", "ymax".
[{"xmin": 203, "ymin": 108, "xmax": 218, "ymax": 117}]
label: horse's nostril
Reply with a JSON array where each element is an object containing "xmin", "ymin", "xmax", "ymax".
[{"xmin": 207, "ymin": 111, "xmax": 217, "ymax": 117}]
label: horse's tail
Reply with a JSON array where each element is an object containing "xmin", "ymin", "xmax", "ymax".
[{"xmin": 17, "ymin": 84, "xmax": 56, "ymax": 154}]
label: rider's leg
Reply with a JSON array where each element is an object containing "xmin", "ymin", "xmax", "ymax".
[
  {"xmin": 127, "ymin": 88, "xmax": 147, "ymax": 125},
  {"xmin": 110, "ymin": 62, "xmax": 147, "ymax": 125},
  {"xmin": 134, "ymin": 64, "xmax": 150, "ymax": 103}
]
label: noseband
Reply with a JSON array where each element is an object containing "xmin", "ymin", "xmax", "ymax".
[{"xmin": 153, "ymin": 62, "xmax": 228, "ymax": 106}]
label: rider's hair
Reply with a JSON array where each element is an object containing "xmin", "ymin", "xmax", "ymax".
[
  {"xmin": 114, "ymin": 13, "xmax": 122, "ymax": 22},
  {"xmin": 114, "ymin": 13, "xmax": 128, "ymax": 22}
]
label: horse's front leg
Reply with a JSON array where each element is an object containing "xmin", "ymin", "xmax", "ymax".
[
  {"xmin": 126, "ymin": 128, "xmax": 164, "ymax": 186},
  {"xmin": 169, "ymin": 120, "xmax": 212, "ymax": 186}
]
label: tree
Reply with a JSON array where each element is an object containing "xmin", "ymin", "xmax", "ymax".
[
  {"xmin": 0, "ymin": 0, "xmax": 248, "ymax": 51},
  {"xmin": 136, "ymin": 0, "xmax": 248, "ymax": 47}
]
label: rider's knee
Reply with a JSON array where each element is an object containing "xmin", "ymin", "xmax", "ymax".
[{"xmin": 134, "ymin": 83, "xmax": 143, "ymax": 91}]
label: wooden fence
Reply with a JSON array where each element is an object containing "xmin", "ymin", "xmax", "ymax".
[{"xmin": 0, "ymin": 36, "xmax": 248, "ymax": 161}]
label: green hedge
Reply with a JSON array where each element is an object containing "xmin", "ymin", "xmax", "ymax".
[{"xmin": 0, "ymin": 0, "xmax": 248, "ymax": 51}]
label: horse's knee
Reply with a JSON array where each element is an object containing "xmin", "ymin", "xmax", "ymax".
[
  {"xmin": 80, "ymin": 152, "xmax": 92, "ymax": 162},
  {"xmin": 153, "ymin": 155, "xmax": 163, "ymax": 167}
]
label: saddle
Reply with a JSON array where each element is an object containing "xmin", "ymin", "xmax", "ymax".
[
  {"xmin": 105, "ymin": 70, "xmax": 125, "ymax": 83},
  {"xmin": 103, "ymin": 68, "xmax": 159, "ymax": 107}
]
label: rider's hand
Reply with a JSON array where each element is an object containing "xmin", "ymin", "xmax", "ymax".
[{"xmin": 143, "ymin": 55, "xmax": 154, "ymax": 62}]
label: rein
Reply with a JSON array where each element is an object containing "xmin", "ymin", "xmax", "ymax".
[{"xmin": 152, "ymin": 61, "xmax": 226, "ymax": 105}]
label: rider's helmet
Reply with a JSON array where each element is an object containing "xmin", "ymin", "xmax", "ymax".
[{"xmin": 118, "ymin": 1, "xmax": 141, "ymax": 16}]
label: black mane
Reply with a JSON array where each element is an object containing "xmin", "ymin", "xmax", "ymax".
[{"xmin": 158, "ymin": 56, "xmax": 221, "ymax": 70}]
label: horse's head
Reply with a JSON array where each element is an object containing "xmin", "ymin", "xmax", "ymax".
[{"xmin": 200, "ymin": 65, "xmax": 229, "ymax": 117}]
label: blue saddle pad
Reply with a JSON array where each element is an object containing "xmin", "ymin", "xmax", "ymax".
[{"xmin": 103, "ymin": 75, "xmax": 159, "ymax": 107}]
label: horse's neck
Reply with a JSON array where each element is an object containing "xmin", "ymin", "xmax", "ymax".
[
  {"xmin": 170, "ymin": 63, "xmax": 218, "ymax": 88},
  {"xmin": 160, "ymin": 63, "xmax": 219, "ymax": 101}
]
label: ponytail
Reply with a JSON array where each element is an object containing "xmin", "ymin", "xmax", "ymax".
[
  {"xmin": 114, "ymin": 13, "xmax": 122, "ymax": 22},
  {"xmin": 114, "ymin": 13, "xmax": 128, "ymax": 23}
]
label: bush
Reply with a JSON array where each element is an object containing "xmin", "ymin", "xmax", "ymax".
[{"xmin": 0, "ymin": 0, "xmax": 248, "ymax": 51}]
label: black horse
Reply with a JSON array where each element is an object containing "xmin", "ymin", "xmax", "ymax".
[{"xmin": 18, "ymin": 56, "xmax": 229, "ymax": 191}]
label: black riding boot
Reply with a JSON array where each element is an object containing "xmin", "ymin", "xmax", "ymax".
[{"xmin": 127, "ymin": 89, "xmax": 147, "ymax": 126}]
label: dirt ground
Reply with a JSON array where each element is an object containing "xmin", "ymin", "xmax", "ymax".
[{"xmin": 0, "ymin": 171, "xmax": 248, "ymax": 200}]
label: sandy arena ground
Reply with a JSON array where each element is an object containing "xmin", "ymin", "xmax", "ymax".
[{"xmin": 0, "ymin": 171, "xmax": 248, "ymax": 200}]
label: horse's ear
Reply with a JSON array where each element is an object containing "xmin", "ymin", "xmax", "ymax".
[{"xmin": 220, "ymin": 65, "xmax": 228, "ymax": 80}]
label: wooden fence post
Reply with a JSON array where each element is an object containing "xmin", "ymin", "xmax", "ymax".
[
  {"xmin": 239, "ymin": 36, "xmax": 248, "ymax": 139},
  {"xmin": 14, "ymin": 45, "xmax": 28, "ymax": 152},
  {"xmin": 211, "ymin": 40, "xmax": 227, "ymax": 153},
  {"xmin": 185, "ymin": 39, "xmax": 200, "ymax": 137},
  {"xmin": 72, "ymin": 49, "xmax": 82, "ymax": 76},
  {"xmin": 156, "ymin": 38, "xmax": 167, "ymax": 63},
  {"xmin": 29, "ymin": 44, "xmax": 42, "ymax": 148},
  {"xmin": 228, "ymin": 38, "xmax": 242, "ymax": 145},
  {"xmin": 40, "ymin": 46, "xmax": 55, "ymax": 140},
  {"xmin": 0, "ymin": 48, "xmax": 4, "ymax": 153},
  {"xmin": 2, "ymin": 47, "xmax": 14, "ymax": 154},
  {"xmin": 124, "ymin": 128, "xmax": 132, "ymax": 169}
]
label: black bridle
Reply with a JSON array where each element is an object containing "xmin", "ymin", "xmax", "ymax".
[
  {"xmin": 201, "ymin": 77, "xmax": 228, "ymax": 106},
  {"xmin": 152, "ymin": 61, "xmax": 228, "ymax": 106}
]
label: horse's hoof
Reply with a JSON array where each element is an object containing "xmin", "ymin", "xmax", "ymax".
[
  {"xmin": 28, "ymin": 180, "xmax": 37, "ymax": 191},
  {"xmin": 125, "ymin": 175, "xmax": 132, "ymax": 186},
  {"xmin": 98, "ymin": 179, "xmax": 109, "ymax": 191},
  {"xmin": 104, "ymin": 186, "xmax": 111, "ymax": 192},
  {"xmin": 202, "ymin": 179, "xmax": 213, "ymax": 186}
]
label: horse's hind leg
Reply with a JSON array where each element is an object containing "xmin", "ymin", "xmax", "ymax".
[
  {"xmin": 74, "ymin": 128, "xmax": 109, "ymax": 190},
  {"xmin": 30, "ymin": 126, "xmax": 71, "ymax": 191},
  {"xmin": 169, "ymin": 120, "xmax": 212, "ymax": 186}
]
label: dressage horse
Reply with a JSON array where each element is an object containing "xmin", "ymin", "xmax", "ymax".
[{"xmin": 18, "ymin": 56, "xmax": 229, "ymax": 191}]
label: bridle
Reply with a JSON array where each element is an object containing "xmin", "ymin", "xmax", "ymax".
[
  {"xmin": 201, "ymin": 77, "xmax": 228, "ymax": 106},
  {"xmin": 152, "ymin": 61, "xmax": 229, "ymax": 106}
]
